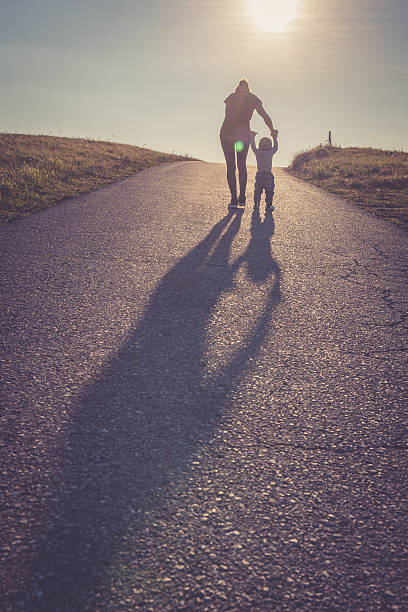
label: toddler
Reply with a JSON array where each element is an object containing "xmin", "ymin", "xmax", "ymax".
[{"xmin": 250, "ymin": 131, "xmax": 278, "ymax": 210}]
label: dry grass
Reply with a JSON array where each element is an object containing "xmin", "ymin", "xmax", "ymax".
[
  {"xmin": 287, "ymin": 145, "xmax": 408, "ymax": 229},
  {"xmin": 0, "ymin": 133, "xmax": 194, "ymax": 223}
]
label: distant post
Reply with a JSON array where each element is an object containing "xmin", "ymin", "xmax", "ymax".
[{"xmin": 328, "ymin": 130, "xmax": 332, "ymax": 146}]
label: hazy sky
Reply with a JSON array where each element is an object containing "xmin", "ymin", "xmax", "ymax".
[{"xmin": 1, "ymin": 0, "xmax": 407, "ymax": 165}]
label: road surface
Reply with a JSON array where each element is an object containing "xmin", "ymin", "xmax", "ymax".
[{"xmin": 1, "ymin": 161, "xmax": 407, "ymax": 611}]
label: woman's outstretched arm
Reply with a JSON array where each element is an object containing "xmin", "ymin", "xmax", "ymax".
[{"xmin": 256, "ymin": 104, "xmax": 278, "ymax": 137}]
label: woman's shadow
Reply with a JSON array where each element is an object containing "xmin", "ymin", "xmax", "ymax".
[{"xmin": 21, "ymin": 208, "xmax": 282, "ymax": 610}]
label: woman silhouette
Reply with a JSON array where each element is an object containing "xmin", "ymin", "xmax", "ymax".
[{"xmin": 220, "ymin": 78, "xmax": 277, "ymax": 209}]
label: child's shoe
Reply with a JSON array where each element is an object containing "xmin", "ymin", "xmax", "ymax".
[{"xmin": 228, "ymin": 199, "xmax": 239, "ymax": 209}]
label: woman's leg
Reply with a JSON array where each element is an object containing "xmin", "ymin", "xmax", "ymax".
[
  {"xmin": 236, "ymin": 142, "xmax": 250, "ymax": 203},
  {"xmin": 220, "ymin": 137, "xmax": 237, "ymax": 202}
]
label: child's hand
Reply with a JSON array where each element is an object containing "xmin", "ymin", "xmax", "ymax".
[{"xmin": 250, "ymin": 131, "xmax": 257, "ymax": 137}]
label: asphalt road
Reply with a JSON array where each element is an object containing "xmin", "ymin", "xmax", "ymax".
[{"xmin": 1, "ymin": 161, "xmax": 407, "ymax": 611}]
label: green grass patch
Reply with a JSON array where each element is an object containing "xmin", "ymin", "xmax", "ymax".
[
  {"xmin": 0, "ymin": 133, "xmax": 195, "ymax": 223},
  {"xmin": 287, "ymin": 145, "xmax": 408, "ymax": 229}
]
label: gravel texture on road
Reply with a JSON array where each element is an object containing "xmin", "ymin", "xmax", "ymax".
[{"xmin": 1, "ymin": 161, "xmax": 407, "ymax": 611}]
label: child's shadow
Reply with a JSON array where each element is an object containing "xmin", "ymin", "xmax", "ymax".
[{"xmin": 245, "ymin": 206, "xmax": 277, "ymax": 284}]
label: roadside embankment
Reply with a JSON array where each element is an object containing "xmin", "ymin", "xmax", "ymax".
[
  {"xmin": 0, "ymin": 133, "xmax": 194, "ymax": 223},
  {"xmin": 286, "ymin": 146, "xmax": 408, "ymax": 229}
]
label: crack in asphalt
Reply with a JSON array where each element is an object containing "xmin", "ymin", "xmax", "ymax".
[
  {"xmin": 242, "ymin": 434, "xmax": 408, "ymax": 455},
  {"xmin": 343, "ymin": 347, "xmax": 407, "ymax": 359},
  {"xmin": 335, "ymin": 253, "xmax": 407, "ymax": 327}
]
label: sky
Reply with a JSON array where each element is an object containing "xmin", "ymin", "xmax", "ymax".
[{"xmin": 0, "ymin": 0, "xmax": 407, "ymax": 166}]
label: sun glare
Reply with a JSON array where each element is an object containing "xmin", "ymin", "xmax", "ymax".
[{"xmin": 248, "ymin": 0, "xmax": 298, "ymax": 33}]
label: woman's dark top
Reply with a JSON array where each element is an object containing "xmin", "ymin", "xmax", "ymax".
[{"xmin": 220, "ymin": 91, "xmax": 262, "ymax": 139}]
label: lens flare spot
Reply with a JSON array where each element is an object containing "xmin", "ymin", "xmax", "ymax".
[{"xmin": 234, "ymin": 140, "xmax": 244, "ymax": 152}]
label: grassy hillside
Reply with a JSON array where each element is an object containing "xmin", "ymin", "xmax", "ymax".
[
  {"xmin": 287, "ymin": 146, "xmax": 408, "ymax": 229},
  {"xmin": 0, "ymin": 133, "xmax": 194, "ymax": 223}
]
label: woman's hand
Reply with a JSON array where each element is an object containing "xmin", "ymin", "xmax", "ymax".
[{"xmin": 270, "ymin": 129, "xmax": 278, "ymax": 138}]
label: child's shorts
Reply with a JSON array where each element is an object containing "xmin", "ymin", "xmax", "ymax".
[{"xmin": 254, "ymin": 171, "xmax": 275, "ymax": 204}]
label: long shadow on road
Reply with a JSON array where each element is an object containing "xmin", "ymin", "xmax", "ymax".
[{"xmin": 20, "ymin": 208, "xmax": 282, "ymax": 610}]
